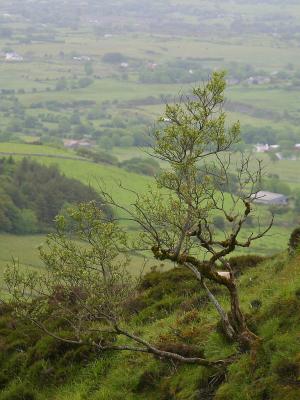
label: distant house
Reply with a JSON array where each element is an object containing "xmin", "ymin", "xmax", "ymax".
[
  {"xmin": 5, "ymin": 52, "xmax": 23, "ymax": 62},
  {"xmin": 253, "ymin": 191, "xmax": 288, "ymax": 206},
  {"xmin": 245, "ymin": 76, "xmax": 271, "ymax": 85},
  {"xmin": 72, "ymin": 56, "xmax": 91, "ymax": 61},
  {"xmin": 255, "ymin": 144, "xmax": 270, "ymax": 153},
  {"xmin": 255, "ymin": 143, "xmax": 279, "ymax": 153},
  {"xmin": 226, "ymin": 78, "xmax": 240, "ymax": 86},
  {"xmin": 269, "ymin": 144, "xmax": 280, "ymax": 151},
  {"xmin": 148, "ymin": 63, "xmax": 158, "ymax": 70},
  {"xmin": 294, "ymin": 144, "xmax": 300, "ymax": 150},
  {"xmin": 63, "ymin": 139, "xmax": 92, "ymax": 149},
  {"xmin": 64, "ymin": 140, "xmax": 78, "ymax": 148},
  {"xmin": 120, "ymin": 62, "xmax": 129, "ymax": 68}
]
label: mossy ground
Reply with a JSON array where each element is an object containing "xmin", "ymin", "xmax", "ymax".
[{"xmin": 0, "ymin": 253, "xmax": 299, "ymax": 400}]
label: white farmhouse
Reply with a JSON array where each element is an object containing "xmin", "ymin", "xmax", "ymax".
[{"xmin": 5, "ymin": 52, "xmax": 23, "ymax": 62}]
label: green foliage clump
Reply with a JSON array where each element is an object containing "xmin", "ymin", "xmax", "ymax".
[
  {"xmin": 76, "ymin": 147, "xmax": 119, "ymax": 165},
  {"xmin": 228, "ymin": 254, "xmax": 267, "ymax": 275},
  {"xmin": 263, "ymin": 176, "xmax": 291, "ymax": 196},
  {"xmin": 131, "ymin": 267, "xmax": 205, "ymax": 322},
  {"xmin": 215, "ymin": 273, "xmax": 300, "ymax": 400},
  {"xmin": 0, "ymin": 305, "xmax": 98, "ymax": 395},
  {"xmin": 102, "ymin": 52, "xmax": 126, "ymax": 64},
  {"xmin": 0, "ymin": 382, "xmax": 38, "ymax": 400},
  {"xmin": 120, "ymin": 157, "xmax": 160, "ymax": 176}
]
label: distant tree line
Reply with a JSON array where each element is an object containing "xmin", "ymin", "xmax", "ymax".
[
  {"xmin": 242, "ymin": 124, "xmax": 300, "ymax": 149},
  {"xmin": 0, "ymin": 157, "xmax": 107, "ymax": 234},
  {"xmin": 76, "ymin": 148, "xmax": 160, "ymax": 176},
  {"xmin": 0, "ymin": 94, "xmax": 152, "ymax": 149}
]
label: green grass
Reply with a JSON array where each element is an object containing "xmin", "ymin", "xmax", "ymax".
[
  {"xmin": 0, "ymin": 143, "xmax": 72, "ymax": 156},
  {"xmin": 0, "ymin": 234, "xmax": 46, "ymax": 294},
  {"xmin": 1, "ymin": 249, "xmax": 299, "ymax": 399},
  {"xmin": 0, "ymin": 232, "xmax": 157, "ymax": 296},
  {"xmin": 17, "ymin": 78, "xmax": 189, "ymax": 106},
  {"xmin": 227, "ymin": 86, "xmax": 300, "ymax": 114},
  {"xmin": 2, "ymin": 19, "xmax": 300, "ymax": 134},
  {"xmin": 51, "ymin": 253, "xmax": 300, "ymax": 399},
  {"xmin": 0, "ymin": 234, "xmax": 44, "ymax": 268},
  {"xmin": 0, "ymin": 143, "xmax": 153, "ymax": 204},
  {"xmin": 0, "ymin": 144, "xmax": 156, "ymax": 286},
  {"xmin": 1, "ymin": 142, "xmax": 297, "ymax": 206},
  {"xmin": 0, "ymin": 143, "xmax": 294, "ymax": 264},
  {"xmin": 31, "ymin": 157, "xmax": 153, "ymax": 207}
]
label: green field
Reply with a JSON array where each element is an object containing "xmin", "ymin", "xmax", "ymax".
[
  {"xmin": 2, "ymin": 141, "xmax": 300, "ymax": 191},
  {"xmin": 1, "ymin": 0, "xmax": 300, "ymax": 141},
  {"xmin": 0, "ymin": 143, "xmax": 152, "ymax": 206},
  {"xmin": 0, "ymin": 232, "xmax": 160, "ymax": 295},
  {"xmin": 0, "ymin": 143, "xmax": 294, "ymax": 282}
]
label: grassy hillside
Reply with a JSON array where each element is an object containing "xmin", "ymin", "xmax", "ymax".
[
  {"xmin": 0, "ymin": 251, "xmax": 299, "ymax": 399},
  {"xmin": 0, "ymin": 143, "xmax": 72, "ymax": 156},
  {"xmin": 0, "ymin": 143, "xmax": 152, "ymax": 203},
  {"xmin": 0, "ymin": 144, "xmax": 156, "ymax": 288},
  {"xmin": 0, "ymin": 143, "xmax": 296, "ymax": 273},
  {"xmin": 2, "ymin": 143, "xmax": 300, "ymax": 188}
]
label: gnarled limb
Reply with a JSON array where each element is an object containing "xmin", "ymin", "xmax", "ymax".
[{"xmin": 27, "ymin": 316, "xmax": 225, "ymax": 367}]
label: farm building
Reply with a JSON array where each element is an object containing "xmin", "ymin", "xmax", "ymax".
[
  {"xmin": 255, "ymin": 143, "xmax": 279, "ymax": 153},
  {"xmin": 5, "ymin": 52, "xmax": 23, "ymax": 62},
  {"xmin": 72, "ymin": 56, "xmax": 91, "ymax": 61},
  {"xmin": 245, "ymin": 76, "xmax": 271, "ymax": 85},
  {"xmin": 253, "ymin": 191, "xmax": 288, "ymax": 206},
  {"xmin": 63, "ymin": 139, "xmax": 92, "ymax": 149}
]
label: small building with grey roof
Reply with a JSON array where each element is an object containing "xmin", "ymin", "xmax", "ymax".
[{"xmin": 252, "ymin": 191, "xmax": 288, "ymax": 206}]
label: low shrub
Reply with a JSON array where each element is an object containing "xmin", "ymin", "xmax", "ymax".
[
  {"xmin": 0, "ymin": 382, "xmax": 37, "ymax": 400},
  {"xmin": 228, "ymin": 255, "xmax": 266, "ymax": 275},
  {"xmin": 274, "ymin": 359, "xmax": 299, "ymax": 384},
  {"xmin": 120, "ymin": 157, "xmax": 160, "ymax": 176},
  {"xmin": 156, "ymin": 341, "xmax": 205, "ymax": 359},
  {"xmin": 76, "ymin": 147, "xmax": 119, "ymax": 165},
  {"xmin": 135, "ymin": 367, "xmax": 164, "ymax": 393},
  {"xmin": 288, "ymin": 227, "xmax": 300, "ymax": 254},
  {"xmin": 29, "ymin": 333, "xmax": 76, "ymax": 363},
  {"xmin": 139, "ymin": 267, "xmax": 195, "ymax": 291},
  {"xmin": 27, "ymin": 360, "xmax": 55, "ymax": 386}
]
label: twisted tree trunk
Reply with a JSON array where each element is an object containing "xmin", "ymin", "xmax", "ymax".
[{"xmin": 227, "ymin": 280, "xmax": 260, "ymax": 350}]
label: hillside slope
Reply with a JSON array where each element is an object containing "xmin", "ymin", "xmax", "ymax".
[
  {"xmin": 0, "ymin": 251, "xmax": 299, "ymax": 399},
  {"xmin": 0, "ymin": 143, "xmax": 293, "ymax": 257},
  {"xmin": 0, "ymin": 143, "xmax": 153, "ymax": 205}
]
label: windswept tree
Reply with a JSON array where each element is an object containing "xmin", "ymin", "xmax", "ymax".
[{"xmin": 4, "ymin": 72, "xmax": 273, "ymax": 368}]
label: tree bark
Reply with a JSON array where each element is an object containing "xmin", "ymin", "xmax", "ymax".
[
  {"xmin": 152, "ymin": 247, "xmax": 260, "ymax": 350},
  {"xmin": 227, "ymin": 280, "xmax": 260, "ymax": 351}
]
